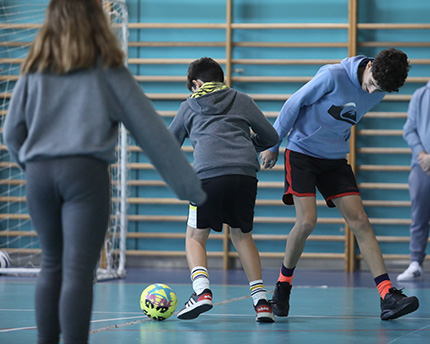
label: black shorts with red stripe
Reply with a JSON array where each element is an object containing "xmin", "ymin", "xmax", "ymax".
[{"xmin": 283, "ymin": 149, "xmax": 360, "ymax": 208}]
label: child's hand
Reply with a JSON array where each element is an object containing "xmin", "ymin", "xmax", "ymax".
[{"xmin": 260, "ymin": 150, "xmax": 278, "ymax": 169}]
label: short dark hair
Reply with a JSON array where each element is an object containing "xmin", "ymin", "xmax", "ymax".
[
  {"xmin": 186, "ymin": 57, "xmax": 224, "ymax": 91},
  {"xmin": 372, "ymin": 48, "xmax": 411, "ymax": 93}
]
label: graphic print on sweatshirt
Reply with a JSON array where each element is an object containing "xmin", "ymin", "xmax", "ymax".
[{"xmin": 327, "ymin": 102, "xmax": 357, "ymax": 125}]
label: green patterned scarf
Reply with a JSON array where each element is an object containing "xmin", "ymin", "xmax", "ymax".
[{"xmin": 190, "ymin": 82, "xmax": 227, "ymax": 98}]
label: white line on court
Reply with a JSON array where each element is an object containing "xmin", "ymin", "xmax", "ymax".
[{"xmin": 90, "ymin": 292, "xmax": 255, "ymax": 334}]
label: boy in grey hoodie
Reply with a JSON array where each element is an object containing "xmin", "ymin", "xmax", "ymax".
[{"xmin": 169, "ymin": 57, "xmax": 279, "ymax": 322}]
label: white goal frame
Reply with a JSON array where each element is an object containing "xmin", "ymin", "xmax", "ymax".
[{"xmin": 0, "ymin": 0, "xmax": 129, "ymax": 280}]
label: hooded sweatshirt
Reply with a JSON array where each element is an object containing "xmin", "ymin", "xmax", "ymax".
[
  {"xmin": 169, "ymin": 85, "xmax": 279, "ymax": 179},
  {"xmin": 403, "ymin": 80, "xmax": 430, "ymax": 167},
  {"xmin": 270, "ymin": 55, "xmax": 385, "ymax": 159}
]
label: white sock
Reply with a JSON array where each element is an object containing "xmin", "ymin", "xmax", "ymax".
[
  {"xmin": 249, "ymin": 279, "xmax": 267, "ymax": 306},
  {"xmin": 191, "ymin": 266, "xmax": 210, "ymax": 295}
]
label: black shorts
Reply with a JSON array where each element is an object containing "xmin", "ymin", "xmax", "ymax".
[
  {"xmin": 187, "ymin": 175, "xmax": 257, "ymax": 233},
  {"xmin": 283, "ymin": 149, "xmax": 360, "ymax": 208}
]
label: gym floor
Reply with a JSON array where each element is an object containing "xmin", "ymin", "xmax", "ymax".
[{"xmin": 1, "ymin": 267, "xmax": 429, "ymax": 344}]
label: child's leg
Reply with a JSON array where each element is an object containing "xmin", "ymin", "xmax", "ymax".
[
  {"xmin": 332, "ymin": 196, "xmax": 388, "ymax": 287},
  {"xmin": 185, "ymin": 225, "xmax": 210, "ymax": 268},
  {"xmin": 177, "ymin": 225, "xmax": 213, "ymax": 320},
  {"xmin": 26, "ymin": 163, "xmax": 63, "ymax": 344},
  {"xmin": 230, "ymin": 227, "xmax": 262, "ymax": 282},
  {"xmin": 230, "ymin": 228, "xmax": 268, "ymax": 303},
  {"xmin": 333, "ymin": 195, "xmax": 419, "ymax": 320},
  {"xmin": 27, "ymin": 157, "xmax": 110, "ymax": 343},
  {"xmin": 230, "ymin": 227, "xmax": 274, "ymax": 322},
  {"xmin": 185, "ymin": 225, "xmax": 211, "ymax": 294}
]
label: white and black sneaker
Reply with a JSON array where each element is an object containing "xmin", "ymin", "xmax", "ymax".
[
  {"xmin": 177, "ymin": 289, "xmax": 213, "ymax": 320},
  {"xmin": 397, "ymin": 262, "xmax": 423, "ymax": 282},
  {"xmin": 254, "ymin": 299, "xmax": 275, "ymax": 323}
]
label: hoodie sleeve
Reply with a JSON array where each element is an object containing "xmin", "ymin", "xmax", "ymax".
[
  {"xmin": 269, "ymin": 67, "xmax": 335, "ymax": 152},
  {"xmin": 106, "ymin": 67, "xmax": 206, "ymax": 206},
  {"xmin": 168, "ymin": 102, "xmax": 189, "ymax": 146},
  {"xmin": 3, "ymin": 76, "xmax": 28, "ymax": 171},
  {"xmin": 403, "ymin": 89, "xmax": 425, "ymax": 157},
  {"xmin": 246, "ymin": 97, "xmax": 279, "ymax": 152}
]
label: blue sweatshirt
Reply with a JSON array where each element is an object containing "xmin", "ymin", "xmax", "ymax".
[
  {"xmin": 403, "ymin": 81, "xmax": 430, "ymax": 167},
  {"xmin": 3, "ymin": 62, "xmax": 206, "ymax": 206},
  {"xmin": 270, "ymin": 56, "xmax": 385, "ymax": 159}
]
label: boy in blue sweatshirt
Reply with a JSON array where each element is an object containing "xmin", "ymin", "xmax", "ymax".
[
  {"xmin": 260, "ymin": 48, "xmax": 419, "ymax": 320},
  {"xmin": 169, "ymin": 57, "xmax": 279, "ymax": 322}
]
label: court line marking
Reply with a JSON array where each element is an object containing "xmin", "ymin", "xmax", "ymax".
[
  {"xmin": 387, "ymin": 323, "xmax": 430, "ymax": 344},
  {"xmin": 2, "ymin": 287, "xmax": 428, "ymax": 336},
  {"xmin": 0, "ymin": 326, "xmax": 37, "ymax": 333},
  {"xmin": 90, "ymin": 292, "xmax": 254, "ymax": 334},
  {"xmin": 0, "ymin": 293, "xmax": 254, "ymax": 334}
]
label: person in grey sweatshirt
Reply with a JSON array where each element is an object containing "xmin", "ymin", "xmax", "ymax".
[
  {"xmin": 397, "ymin": 81, "xmax": 430, "ymax": 281},
  {"xmin": 169, "ymin": 57, "xmax": 279, "ymax": 323},
  {"xmin": 3, "ymin": 1, "xmax": 205, "ymax": 343}
]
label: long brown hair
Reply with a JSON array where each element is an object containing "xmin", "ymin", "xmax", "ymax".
[{"xmin": 21, "ymin": 0, "xmax": 124, "ymax": 74}]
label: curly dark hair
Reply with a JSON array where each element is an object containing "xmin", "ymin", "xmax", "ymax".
[
  {"xmin": 186, "ymin": 57, "xmax": 224, "ymax": 92},
  {"xmin": 371, "ymin": 48, "xmax": 411, "ymax": 93}
]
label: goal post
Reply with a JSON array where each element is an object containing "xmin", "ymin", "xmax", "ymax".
[
  {"xmin": 97, "ymin": 0, "xmax": 129, "ymax": 281},
  {"xmin": 0, "ymin": 0, "xmax": 129, "ymax": 280}
]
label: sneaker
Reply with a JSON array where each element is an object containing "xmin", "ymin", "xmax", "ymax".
[
  {"xmin": 254, "ymin": 299, "xmax": 275, "ymax": 323},
  {"xmin": 397, "ymin": 262, "xmax": 423, "ymax": 282},
  {"xmin": 380, "ymin": 287, "xmax": 419, "ymax": 320},
  {"xmin": 270, "ymin": 281, "xmax": 292, "ymax": 316},
  {"xmin": 177, "ymin": 289, "xmax": 213, "ymax": 320}
]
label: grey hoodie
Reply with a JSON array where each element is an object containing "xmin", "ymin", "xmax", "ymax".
[
  {"xmin": 169, "ymin": 87, "xmax": 279, "ymax": 179},
  {"xmin": 3, "ymin": 63, "xmax": 206, "ymax": 206}
]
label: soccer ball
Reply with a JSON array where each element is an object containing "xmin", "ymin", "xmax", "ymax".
[
  {"xmin": 140, "ymin": 283, "xmax": 177, "ymax": 321},
  {"xmin": 0, "ymin": 250, "xmax": 11, "ymax": 268}
]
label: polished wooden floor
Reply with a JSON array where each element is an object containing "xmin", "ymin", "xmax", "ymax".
[{"xmin": 1, "ymin": 268, "xmax": 429, "ymax": 343}]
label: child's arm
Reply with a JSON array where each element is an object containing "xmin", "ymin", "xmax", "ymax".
[
  {"xmin": 403, "ymin": 90, "xmax": 425, "ymax": 158},
  {"xmin": 270, "ymin": 68, "xmax": 335, "ymax": 153},
  {"xmin": 246, "ymin": 97, "xmax": 279, "ymax": 152},
  {"xmin": 108, "ymin": 68, "xmax": 205, "ymax": 206},
  {"xmin": 3, "ymin": 76, "xmax": 28, "ymax": 171},
  {"xmin": 168, "ymin": 103, "xmax": 189, "ymax": 147}
]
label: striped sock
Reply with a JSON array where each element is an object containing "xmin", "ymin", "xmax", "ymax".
[
  {"xmin": 249, "ymin": 279, "xmax": 267, "ymax": 306},
  {"xmin": 278, "ymin": 264, "xmax": 295, "ymax": 284},
  {"xmin": 375, "ymin": 273, "xmax": 392, "ymax": 299},
  {"xmin": 191, "ymin": 266, "xmax": 210, "ymax": 295}
]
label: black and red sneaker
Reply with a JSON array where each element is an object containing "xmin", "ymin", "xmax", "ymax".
[
  {"xmin": 177, "ymin": 289, "xmax": 213, "ymax": 320},
  {"xmin": 270, "ymin": 281, "xmax": 292, "ymax": 316},
  {"xmin": 380, "ymin": 287, "xmax": 419, "ymax": 320},
  {"xmin": 254, "ymin": 299, "xmax": 275, "ymax": 323}
]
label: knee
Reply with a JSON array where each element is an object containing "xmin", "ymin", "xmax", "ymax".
[
  {"xmin": 186, "ymin": 226, "xmax": 210, "ymax": 244},
  {"xmin": 349, "ymin": 211, "xmax": 370, "ymax": 230},
  {"xmin": 41, "ymin": 254, "xmax": 62, "ymax": 274},
  {"xmin": 230, "ymin": 228, "xmax": 251, "ymax": 243},
  {"xmin": 295, "ymin": 216, "xmax": 317, "ymax": 237}
]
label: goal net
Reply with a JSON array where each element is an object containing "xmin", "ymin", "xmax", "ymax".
[{"xmin": 0, "ymin": 0, "xmax": 129, "ymax": 280}]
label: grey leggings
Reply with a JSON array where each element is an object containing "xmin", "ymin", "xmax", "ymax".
[
  {"xmin": 26, "ymin": 157, "xmax": 110, "ymax": 344},
  {"xmin": 408, "ymin": 164, "xmax": 430, "ymax": 265}
]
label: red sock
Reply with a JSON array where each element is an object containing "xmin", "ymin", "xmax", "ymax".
[
  {"xmin": 377, "ymin": 280, "xmax": 392, "ymax": 299},
  {"xmin": 278, "ymin": 269, "xmax": 293, "ymax": 284}
]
